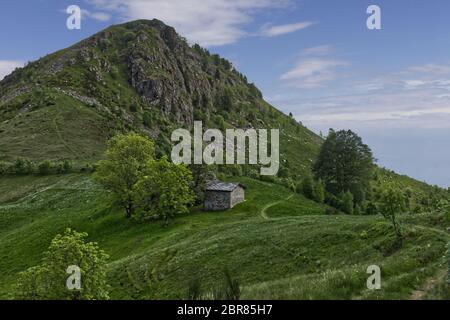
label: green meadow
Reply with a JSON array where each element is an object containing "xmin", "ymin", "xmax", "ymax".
[{"xmin": 0, "ymin": 173, "xmax": 447, "ymax": 300}]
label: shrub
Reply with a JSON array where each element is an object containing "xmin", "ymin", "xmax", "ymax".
[
  {"xmin": 13, "ymin": 229, "xmax": 109, "ymax": 300},
  {"xmin": 38, "ymin": 160, "xmax": 53, "ymax": 175},
  {"xmin": 313, "ymin": 179, "xmax": 325, "ymax": 203},
  {"xmin": 300, "ymin": 176, "xmax": 315, "ymax": 199},
  {"xmin": 11, "ymin": 158, "xmax": 34, "ymax": 175},
  {"xmin": 56, "ymin": 160, "xmax": 72, "ymax": 174},
  {"xmin": 0, "ymin": 161, "xmax": 8, "ymax": 175},
  {"xmin": 341, "ymin": 191, "xmax": 354, "ymax": 215},
  {"xmin": 325, "ymin": 193, "xmax": 342, "ymax": 209}
]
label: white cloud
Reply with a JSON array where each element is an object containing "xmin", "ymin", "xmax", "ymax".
[
  {"xmin": 301, "ymin": 45, "xmax": 334, "ymax": 56},
  {"xmin": 87, "ymin": 0, "xmax": 293, "ymax": 46},
  {"xmin": 260, "ymin": 21, "xmax": 314, "ymax": 37},
  {"xmin": 270, "ymin": 62, "xmax": 450, "ymax": 129},
  {"xmin": 270, "ymin": 89, "xmax": 450, "ymax": 130},
  {"xmin": 280, "ymin": 58, "xmax": 348, "ymax": 88},
  {"xmin": 408, "ymin": 64, "xmax": 450, "ymax": 76},
  {"xmin": 0, "ymin": 60, "xmax": 24, "ymax": 81},
  {"xmin": 82, "ymin": 9, "xmax": 111, "ymax": 22}
]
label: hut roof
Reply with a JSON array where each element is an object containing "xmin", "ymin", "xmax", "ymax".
[{"xmin": 205, "ymin": 182, "xmax": 245, "ymax": 192}]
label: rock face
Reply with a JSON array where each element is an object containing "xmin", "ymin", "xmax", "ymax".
[
  {"xmin": 0, "ymin": 19, "xmax": 321, "ymax": 176},
  {"xmin": 0, "ymin": 19, "xmax": 264, "ymax": 129}
]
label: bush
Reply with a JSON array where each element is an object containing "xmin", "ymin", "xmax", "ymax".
[
  {"xmin": 313, "ymin": 180, "xmax": 325, "ymax": 203},
  {"xmin": 299, "ymin": 176, "xmax": 315, "ymax": 199},
  {"xmin": 0, "ymin": 161, "xmax": 8, "ymax": 175},
  {"xmin": 38, "ymin": 160, "xmax": 53, "ymax": 175},
  {"xmin": 11, "ymin": 158, "xmax": 34, "ymax": 175},
  {"xmin": 341, "ymin": 191, "xmax": 354, "ymax": 215},
  {"xmin": 325, "ymin": 193, "xmax": 342, "ymax": 209},
  {"xmin": 56, "ymin": 160, "xmax": 72, "ymax": 174},
  {"xmin": 13, "ymin": 229, "xmax": 110, "ymax": 300}
]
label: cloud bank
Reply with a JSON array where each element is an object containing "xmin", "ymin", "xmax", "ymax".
[{"xmin": 88, "ymin": 0, "xmax": 297, "ymax": 46}]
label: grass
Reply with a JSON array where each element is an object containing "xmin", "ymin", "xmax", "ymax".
[
  {"xmin": 0, "ymin": 94, "xmax": 110, "ymax": 163},
  {"xmin": 0, "ymin": 173, "xmax": 448, "ymax": 300}
]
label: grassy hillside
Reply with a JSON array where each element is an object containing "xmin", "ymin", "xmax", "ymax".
[
  {"xmin": 0, "ymin": 19, "xmax": 448, "ymax": 301},
  {"xmin": 0, "ymin": 19, "xmax": 321, "ymax": 178},
  {"xmin": 0, "ymin": 173, "xmax": 447, "ymax": 300}
]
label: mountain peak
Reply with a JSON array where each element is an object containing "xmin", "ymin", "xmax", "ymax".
[{"xmin": 0, "ymin": 21, "xmax": 319, "ymax": 178}]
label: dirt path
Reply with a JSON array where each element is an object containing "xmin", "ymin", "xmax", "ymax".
[
  {"xmin": 260, "ymin": 194, "xmax": 293, "ymax": 220},
  {"xmin": 410, "ymin": 269, "xmax": 447, "ymax": 300},
  {"xmin": 408, "ymin": 224, "xmax": 449, "ymax": 300}
]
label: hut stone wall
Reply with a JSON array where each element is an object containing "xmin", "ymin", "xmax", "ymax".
[
  {"xmin": 230, "ymin": 187, "xmax": 245, "ymax": 208},
  {"xmin": 204, "ymin": 190, "xmax": 231, "ymax": 211}
]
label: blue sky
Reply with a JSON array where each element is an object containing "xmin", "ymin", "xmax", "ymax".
[{"xmin": 1, "ymin": 0, "xmax": 449, "ymax": 187}]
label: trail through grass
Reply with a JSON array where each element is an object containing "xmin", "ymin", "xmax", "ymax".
[{"xmin": 260, "ymin": 194, "xmax": 294, "ymax": 220}]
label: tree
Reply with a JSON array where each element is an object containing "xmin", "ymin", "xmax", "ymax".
[
  {"xmin": 38, "ymin": 160, "xmax": 52, "ymax": 175},
  {"xmin": 14, "ymin": 229, "xmax": 109, "ymax": 300},
  {"xmin": 135, "ymin": 157, "xmax": 195, "ymax": 225},
  {"xmin": 313, "ymin": 179, "xmax": 325, "ymax": 203},
  {"xmin": 299, "ymin": 176, "xmax": 315, "ymax": 199},
  {"xmin": 341, "ymin": 191, "xmax": 354, "ymax": 215},
  {"xmin": 56, "ymin": 160, "xmax": 72, "ymax": 174},
  {"xmin": 313, "ymin": 130, "xmax": 374, "ymax": 201},
  {"xmin": 12, "ymin": 158, "xmax": 34, "ymax": 175},
  {"xmin": 378, "ymin": 184, "xmax": 407, "ymax": 247},
  {"xmin": 94, "ymin": 133, "xmax": 155, "ymax": 218}
]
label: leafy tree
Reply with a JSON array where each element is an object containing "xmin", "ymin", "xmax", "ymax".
[
  {"xmin": 314, "ymin": 130, "xmax": 374, "ymax": 202},
  {"xmin": 11, "ymin": 158, "xmax": 34, "ymax": 175},
  {"xmin": 378, "ymin": 184, "xmax": 407, "ymax": 247},
  {"xmin": 94, "ymin": 133, "xmax": 155, "ymax": 218},
  {"xmin": 135, "ymin": 157, "xmax": 195, "ymax": 225},
  {"xmin": 14, "ymin": 229, "xmax": 109, "ymax": 300},
  {"xmin": 38, "ymin": 160, "xmax": 53, "ymax": 175},
  {"xmin": 61, "ymin": 160, "xmax": 73, "ymax": 173},
  {"xmin": 313, "ymin": 179, "xmax": 326, "ymax": 204},
  {"xmin": 54, "ymin": 160, "xmax": 73, "ymax": 174},
  {"xmin": 299, "ymin": 176, "xmax": 315, "ymax": 199},
  {"xmin": 341, "ymin": 191, "xmax": 354, "ymax": 215}
]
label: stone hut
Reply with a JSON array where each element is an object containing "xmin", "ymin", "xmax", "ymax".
[{"xmin": 204, "ymin": 182, "xmax": 245, "ymax": 211}]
